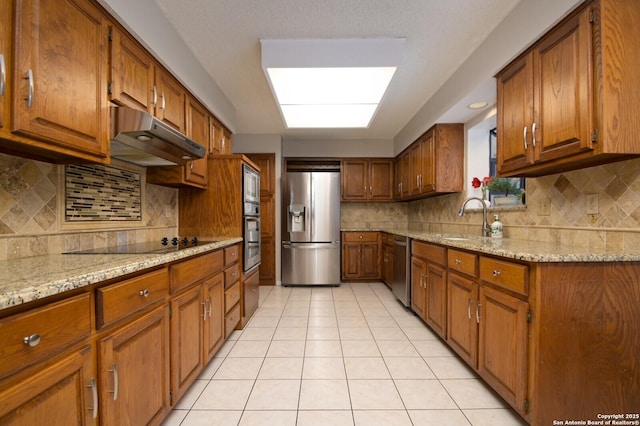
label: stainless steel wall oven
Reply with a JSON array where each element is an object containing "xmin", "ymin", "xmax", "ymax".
[{"xmin": 242, "ymin": 164, "xmax": 261, "ymax": 271}]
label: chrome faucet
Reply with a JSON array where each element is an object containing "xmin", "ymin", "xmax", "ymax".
[{"xmin": 458, "ymin": 197, "xmax": 491, "ymax": 237}]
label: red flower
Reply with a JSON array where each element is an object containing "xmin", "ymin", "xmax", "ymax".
[
  {"xmin": 471, "ymin": 177, "xmax": 482, "ymax": 188},
  {"xmin": 482, "ymin": 176, "xmax": 492, "ymax": 186}
]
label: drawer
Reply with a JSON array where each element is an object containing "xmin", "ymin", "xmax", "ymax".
[
  {"xmin": 412, "ymin": 241, "xmax": 447, "ymax": 265},
  {"xmin": 224, "ymin": 244, "xmax": 239, "ymax": 266},
  {"xmin": 343, "ymin": 231, "xmax": 379, "ymax": 243},
  {"xmin": 224, "ymin": 263, "xmax": 240, "ymax": 288},
  {"xmin": 224, "ymin": 281, "xmax": 240, "ymax": 314},
  {"xmin": 448, "ymin": 249, "xmax": 478, "ymax": 277},
  {"xmin": 479, "ymin": 256, "xmax": 529, "ymax": 296},
  {"xmin": 225, "ymin": 303, "xmax": 240, "ymax": 338},
  {"xmin": 170, "ymin": 250, "xmax": 223, "ymax": 293},
  {"xmin": 96, "ymin": 268, "xmax": 169, "ymax": 328},
  {"xmin": 0, "ymin": 293, "xmax": 91, "ymax": 378}
]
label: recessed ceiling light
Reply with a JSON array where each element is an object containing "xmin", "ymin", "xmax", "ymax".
[
  {"xmin": 468, "ymin": 101, "xmax": 489, "ymax": 109},
  {"xmin": 261, "ymin": 38, "xmax": 406, "ymax": 129}
]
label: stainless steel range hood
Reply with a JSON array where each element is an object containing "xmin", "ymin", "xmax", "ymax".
[{"xmin": 110, "ymin": 106, "xmax": 206, "ymax": 166}]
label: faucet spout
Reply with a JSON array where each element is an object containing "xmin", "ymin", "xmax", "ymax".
[{"xmin": 458, "ymin": 197, "xmax": 491, "ymax": 237}]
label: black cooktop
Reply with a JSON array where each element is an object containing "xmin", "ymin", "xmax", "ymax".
[{"xmin": 64, "ymin": 237, "xmax": 219, "ymax": 254}]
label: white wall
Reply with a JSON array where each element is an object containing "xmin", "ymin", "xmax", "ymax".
[
  {"xmin": 282, "ymin": 138, "xmax": 394, "ymax": 158},
  {"xmin": 466, "ymin": 109, "xmax": 497, "ymax": 200}
]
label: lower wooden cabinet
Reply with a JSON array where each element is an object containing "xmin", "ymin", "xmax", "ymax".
[
  {"xmin": 239, "ymin": 267, "xmax": 259, "ymax": 328},
  {"xmin": 341, "ymin": 231, "xmax": 380, "ymax": 280},
  {"xmin": 411, "ymin": 241, "xmax": 447, "ymax": 338},
  {"xmin": 381, "ymin": 234, "xmax": 394, "ymax": 288},
  {"xmin": 203, "ymin": 273, "xmax": 225, "ymax": 363},
  {"xmin": 447, "ymin": 271, "xmax": 478, "ymax": 366},
  {"xmin": 98, "ymin": 304, "xmax": 171, "ymax": 426},
  {"xmin": 0, "ymin": 345, "xmax": 96, "ymax": 425}
]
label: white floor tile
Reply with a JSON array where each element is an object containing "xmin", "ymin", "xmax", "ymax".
[
  {"xmin": 258, "ymin": 357, "xmax": 303, "ymax": 379},
  {"xmin": 305, "ymin": 340, "xmax": 343, "ymax": 357},
  {"xmin": 412, "ymin": 338, "xmax": 456, "ymax": 357},
  {"xmin": 192, "ymin": 379, "xmax": 254, "ymax": 410},
  {"xmin": 237, "ymin": 327, "xmax": 276, "ymax": 340},
  {"xmin": 266, "ymin": 340, "xmax": 306, "ymax": 357},
  {"xmin": 462, "ymin": 408, "xmax": 528, "ymax": 425},
  {"xmin": 297, "ymin": 410, "xmax": 354, "ymax": 426},
  {"xmin": 408, "ymin": 409, "xmax": 472, "ymax": 425},
  {"xmin": 180, "ymin": 410, "xmax": 243, "ymax": 426},
  {"xmin": 245, "ymin": 316, "xmax": 280, "ymax": 328},
  {"xmin": 226, "ymin": 340, "xmax": 271, "ymax": 358},
  {"xmin": 161, "ymin": 409, "xmax": 188, "ymax": 426},
  {"xmin": 353, "ymin": 410, "xmax": 413, "ymax": 426},
  {"xmin": 441, "ymin": 379, "xmax": 510, "ymax": 409},
  {"xmin": 308, "ymin": 316, "xmax": 339, "ymax": 327},
  {"xmin": 307, "ymin": 327, "xmax": 340, "ymax": 340},
  {"xmin": 198, "ymin": 356, "xmax": 224, "ymax": 379},
  {"xmin": 348, "ymin": 379, "xmax": 404, "ymax": 409},
  {"xmin": 174, "ymin": 379, "xmax": 209, "ymax": 409},
  {"xmin": 273, "ymin": 326, "xmax": 307, "ymax": 340},
  {"xmin": 394, "ymin": 379, "xmax": 458, "ymax": 409},
  {"xmin": 425, "ymin": 356, "xmax": 478, "ymax": 379},
  {"xmin": 299, "ymin": 379, "xmax": 351, "ymax": 410},
  {"xmin": 370, "ymin": 326, "xmax": 407, "ymax": 340},
  {"xmin": 238, "ymin": 410, "xmax": 297, "ymax": 426},
  {"xmin": 400, "ymin": 325, "xmax": 440, "ymax": 340},
  {"xmin": 302, "ymin": 357, "xmax": 346, "ymax": 379},
  {"xmin": 277, "ymin": 316, "xmax": 309, "ymax": 327},
  {"xmin": 338, "ymin": 327, "xmax": 374, "ymax": 340},
  {"xmin": 213, "ymin": 357, "xmax": 263, "ymax": 379},
  {"xmin": 245, "ymin": 379, "xmax": 301, "ymax": 410},
  {"xmin": 344, "ymin": 357, "xmax": 390, "ymax": 379},
  {"xmin": 384, "ymin": 357, "xmax": 436, "ymax": 380},
  {"xmin": 376, "ymin": 340, "xmax": 420, "ymax": 357},
  {"xmin": 341, "ymin": 340, "xmax": 381, "ymax": 357}
]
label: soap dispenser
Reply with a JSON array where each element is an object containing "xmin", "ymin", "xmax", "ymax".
[{"xmin": 491, "ymin": 214, "xmax": 503, "ymax": 238}]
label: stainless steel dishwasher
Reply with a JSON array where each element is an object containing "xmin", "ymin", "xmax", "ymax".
[{"xmin": 392, "ymin": 235, "xmax": 411, "ymax": 307}]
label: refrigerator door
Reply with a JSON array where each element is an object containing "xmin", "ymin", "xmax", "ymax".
[
  {"xmin": 283, "ymin": 172, "xmax": 311, "ymax": 243},
  {"xmin": 310, "ymin": 172, "xmax": 341, "ymax": 243},
  {"xmin": 282, "ymin": 242, "xmax": 341, "ymax": 286}
]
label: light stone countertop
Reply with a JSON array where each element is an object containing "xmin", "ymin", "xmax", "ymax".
[
  {"xmin": 0, "ymin": 238, "xmax": 242, "ymax": 312},
  {"xmin": 343, "ymin": 228, "xmax": 640, "ymax": 263}
]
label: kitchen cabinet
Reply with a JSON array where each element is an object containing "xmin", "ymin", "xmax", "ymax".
[
  {"xmin": 496, "ymin": 0, "xmax": 640, "ymax": 177},
  {"xmin": 341, "ymin": 231, "xmax": 380, "ymax": 280},
  {"xmin": 381, "ymin": 233, "xmax": 394, "ymax": 288},
  {"xmin": 147, "ymin": 95, "xmax": 209, "ymax": 188},
  {"xmin": 240, "ymin": 266, "xmax": 260, "ymax": 329},
  {"xmin": 203, "ymin": 273, "xmax": 224, "ymax": 363},
  {"xmin": 0, "ymin": 345, "xmax": 96, "ymax": 425},
  {"xmin": 209, "ymin": 116, "xmax": 232, "ymax": 156},
  {"xmin": 0, "ymin": 0, "xmax": 109, "ymax": 164},
  {"xmin": 397, "ymin": 124, "xmax": 464, "ymax": 200},
  {"xmin": 98, "ymin": 304, "xmax": 171, "ymax": 426},
  {"xmin": 341, "ymin": 159, "xmax": 394, "ymax": 201},
  {"xmin": 223, "ymin": 244, "xmax": 241, "ymax": 336},
  {"xmin": 411, "ymin": 241, "xmax": 447, "ymax": 338}
]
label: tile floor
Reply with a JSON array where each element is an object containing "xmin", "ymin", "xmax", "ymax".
[{"xmin": 162, "ymin": 282, "xmax": 528, "ymax": 426}]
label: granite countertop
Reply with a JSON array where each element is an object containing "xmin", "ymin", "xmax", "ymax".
[
  {"xmin": 343, "ymin": 228, "xmax": 640, "ymax": 263},
  {"xmin": 0, "ymin": 238, "xmax": 242, "ymax": 312}
]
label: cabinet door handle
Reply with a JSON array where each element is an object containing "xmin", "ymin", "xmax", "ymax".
[
  {"xmin": 476, "ymin": 303, "xmax": 482, "ymax": 324},
  {"xmin": 23, "ymin": 333, "xmax": 41, "ymax": 347},
  {"xmin": 108, "ymin": 363, "xmax": 119, "ymax": 401},
  {"xmin": 152, "ymin": 85, "xmax": 157, "ymax": 107},
  {"xmin": 492, "ymin": 269, "xmax": 502, "ymax": 277},
  {"xmin": 87, "ymin": 377, "xmax": 98, "ymax": 419},
  {"xmin": 370, "ymin": 186, "xmax": 372, "ymax": 196},
  {"xmin": 532, "ymin": 122, "xmax": 537, "ymax": 147},
  {"xmin": 190, "ymin": 161, "xmax": 194, "ymax": 170},
  {"xmin": 523, "ymin": 126, "xmax": 528, "ymax": 150},
  {"xmin": 0, "ymin": 54, "xmax": 5, "ymax": 96},
  {"xmin": 139, "ymin": 289, "xmax": 150, "ymax": 297},
  {"xmin": 161, "ymin": 92, "xmax": 166, "ymax": 111},
  {"xmin": 208, "ymin": 298, "xmax": 213, "ymax": 317},
  {"xmin": 25, "ymin": 69, "xmax": 34, "ymax": 108},
  {"xmin": 467, "ymin": 299, "xmax": 473, "ymax": 319}
]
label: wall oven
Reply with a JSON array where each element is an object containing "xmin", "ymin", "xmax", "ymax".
[{"xmin": 242, "ymin": 163, "xmax": 261, "ymax": 271}]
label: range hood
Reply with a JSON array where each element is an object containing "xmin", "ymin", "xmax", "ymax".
[{"xmin": 110, "ymin": 106, "xmax": 206, "ymax": 166}]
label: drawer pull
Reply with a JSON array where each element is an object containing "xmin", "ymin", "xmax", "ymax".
[
  {"xmin": 87, "ymin": 377, "xmax": 98, "ymax": 419},
  {"xmin": 232, "ymin": 293, "xmax": 239, "ymax": 299},
  {"xmin": 455, "ymin": 258, "xmax": 461, "ymax": 264},
  {"xmin": 108, "ymin": 363, "xmax": 119, "ymax": 401},
  {"xmin": 23, "ymin": 333, "xmax": 41, "ymax": 347},
  {"xmin": 492, "ymin": 269, "xmax": 502, "ymax": 277},
  {"xmin": 139, "ymin": 289, "xmax": 150, "ymax": 297},
  {"xmin": 476, "ymin": 303, "xmax": 482, "ymax": 324},
  {"xmin": 467, "ymin": 299, "xmax": 473, "ymax": 320},
  {"xmin": 359, "ymin": 234, "xmax": 363, "ymax": 239}
]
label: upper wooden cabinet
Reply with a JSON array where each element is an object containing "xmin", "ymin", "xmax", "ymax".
[
  {"xmin": 209, "ymin": 116, "xmax": 232, "ymax": 156},
  {"xmin": 497, "ymin": 0, "xmax": 640, "ymax": 176},
  {"xmin": 397, "ymin": 123, "xmax": 464, "ymax": 200},
  {"xmin": 341, "ymin": 159, "xmax": 394, "ymax": 201},
  {"xmin": 0, "ymin": 0, "xmax": 109, "ymax": 164}
]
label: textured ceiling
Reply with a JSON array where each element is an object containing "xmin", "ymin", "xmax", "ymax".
[{"xmin": 153, "ymin": 0, "xmax": 521, "ymax": 141}]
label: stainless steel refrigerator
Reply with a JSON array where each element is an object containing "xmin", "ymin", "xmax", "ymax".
[{"xmin": 281, "ymin": 170, "xmax": 341, "ymax": 286}]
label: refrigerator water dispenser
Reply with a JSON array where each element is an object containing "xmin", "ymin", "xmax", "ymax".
[{"xmin": 288, "ymin": 205, "xmax": 306, "ymax": 232}]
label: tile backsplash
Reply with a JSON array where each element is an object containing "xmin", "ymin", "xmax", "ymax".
[{"xmin": 0, "ymin": 153, "xmax": 178, "ymax": 260}]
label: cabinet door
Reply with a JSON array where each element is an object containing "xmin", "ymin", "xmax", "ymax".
[
  {"xmin": 99, "ymin": 305, "xmax": 170, "ymax": 426},
  {"xmin": 408, "ymin": 143, "xmax": 422, "ymax": 196},
  {"xmin": 0, "ymin": 345, "xmax": 96, "ymax": 425},
  {"xmin": 203, "ymin": 273, "xmax": 224, "ymax": 363},
  {"xmin": 109, "ymin": 27, "xmax": 154, "ymax": 112},
  {"xmin": 12, "ymin": 0, "xmax": 108, "ymax": 161},
  {"xmin": 383, "ymin": 245, "xmax": 394, "ymax": 288},
  {"xmin": 0, "ymin": 0, "xmax": 9, "ymax": 130},
  {"xmin": 361, "ymin": 242, "xmax": 379, "ymax": 279},
  {"xmin": 170, "ymin": 286, "xmax": 203, "ymax": 404},
  {"xmin": 478, "ymin": 285, "xmax": 528, "ymax": 412},
  {"xmin": 208, "ymin": 116, "xmax": 230, "ymax": 156},
  {"xmin": 342, "ymin": 242, "xmax": 362, "ymax": 279},
  {"xmin": 341, "ymin": 160, "xmax": 368, "ymax": 200},
  {"xmin": 425, "ymin": 262, "xmax": 447, "ymax": 338},
  {"xmin": 184, "ymin": 97, "xmax": 208, "ymax": 186},
  {"xmin": 419, "ymin": 130, "xmax": 435, "ymax": 193},
  {"xmin": 533, "ymin": 7, "xmax": 594, "ymax": 164},
  {"xmin": 369, "ymin": 159, "xmax": 394, "ymax": 201},
  {"xmin": 155, "ymin": 69, "xmax": 185, "ymax": 132},
  {"xmin": 496, "ymin": 53, "xmax": 535, "ymax": 174},
  {"xmin": 411, "ymin": 256, "xmax": 427, "ymax": 320},
  {"xmin": 447, "ymin": 272, "xmax": 478, "ymax": 367}
]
